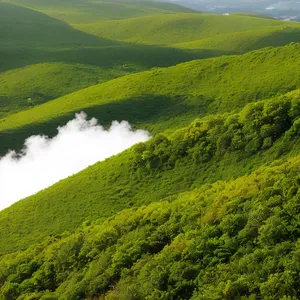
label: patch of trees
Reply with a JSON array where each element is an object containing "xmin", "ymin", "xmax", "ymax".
[
  {"xmin": 0, "ymin": 156, "xmax": 300, "ymax": 299},
  {"xmin": 1, "ymin": 95, "xmax": 300, "ymax": 299},
  {"xmin": 133, "ymin": 96, "xmax": 300, "ymax": 172}
]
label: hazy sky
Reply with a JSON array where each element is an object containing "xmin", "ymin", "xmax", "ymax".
[
  {"xmin": 167, "ymin": 0, "xmax": 300, "ymax": 16},
  {"xmin": 169, "ymin": 0, "xmax": 300, "ymax": 9}
]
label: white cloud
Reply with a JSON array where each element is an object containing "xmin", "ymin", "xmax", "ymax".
[{"xmin": 0, "ymin": 112, "xmax": 150, "ymax": 211}]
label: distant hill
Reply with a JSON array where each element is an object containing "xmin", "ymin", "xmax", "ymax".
[
  {"xmin": 2, "ymin": 1, "xmax": 299, "ymax": 115},
  {"xmin": 6, "ymin": 0, "xmax": 197, "ymax": 23},
  {"xmin": 176, "ymin": 26, "xmax": 300, "ymax": 53},
  {"xmin": 74, "ymin": 13, "xmax": 287, "ymax": 45},
  {"xmin": 0, "ymin": 2, "xmax": 106, "ymax": 47},
  {"xmin": 0, "ymin": 1, "xmax": 211, "ymax": 113}
]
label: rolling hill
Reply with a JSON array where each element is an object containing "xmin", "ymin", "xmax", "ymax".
[
  {"xmin": 1, "ymin": 43, "xmax": 300, "ymax": 155},
  {"xmin": 0, "ymin": 1, "xmax": 212, "ymax": 114},
  {"xmin": 176, "ymin": 26, "xmax": 300, "ymax": 53},
  {"xmin": 1, "ymin": 43, "xmax": 300, "ymax": 255},
  {"xmin": 0, "ymin": 2, "xmax": 107, "ymax": 48},
  {"xmin": 6, "ymin": 0, "xmax": 197, "ymax": 24},
  {"xmin": 74, "ymin": 13, "xmax": 288, "ymax": 45},
  {"xmin": 2, "ymin": 1, "xmax": 300, "ymax": 116},
  {"xmin": 1, "ymin": 1, "xmax": 300, "ymax": 299},
  {"xmin": 0, "ymin": 92, "xmax": 300, "ymax": 298},
  {"xmin": 0, "ymin": 62, "xmax": 126, "ymax": 116}
]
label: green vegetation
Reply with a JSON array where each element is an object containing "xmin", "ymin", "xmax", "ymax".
[
  {"xmin": 0, "ymin": 1, "xmax": 207, "ymax": 114},
  {"xmin": 74, "ymin": 13, "xmax": 287, "ymax": 45},
  {"xmin": 2, "ymin": 0, "xmax": 299, "ymax": 116},
  {"xmin": 1, "ymin": 1, "xmax": 300, "ymax": 298},
  {"xmin": 0, "ymin": 129, "xmax": 300, "ymax": 298},
  {"xmin": 1, "ymin": 92, "xmax": 300, "ymax": 253},
  {"xmin": 1, "ymin": 43, "xmax": 300, "ymax": 154},
  {"xmin": 0, "ymin": 2, "xmax": 107, "ymax": 48},
  {"xmin": 0, "ymin": 63, "xmax": 129, "ymax": 116},
  {"xmin": 176, "ymin": 26, "xmax": 300, "ymax": 53},
  {"xmin": 7, "ymin": 0, "xmax": 196, "ymax": 24}
]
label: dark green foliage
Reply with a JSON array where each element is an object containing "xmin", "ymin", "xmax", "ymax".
[
  {"xmin": 134, "ymin": 96, "xmax": 296, "ymax": 170},
  {"xmin": 1, "ymin": 95, "xmax": 300, "ymax": 255},
  {"xmin": 1, "ymin": 156, "xmax": 300, "ymax": 299},
  {"xmin": 2, "ymin": 2, "xmax": 300, "ymax": 299}
]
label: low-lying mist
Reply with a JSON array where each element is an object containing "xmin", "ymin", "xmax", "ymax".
[{"xmin": 0, "ymin": 112, "xmax": 150, "ymax": 211}]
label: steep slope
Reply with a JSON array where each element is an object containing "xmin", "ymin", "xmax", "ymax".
[
  {"xmin": 1, "ymin": 85, "xmax": 300, "ymax": 254},
  {"xmin": 1, "ymin": 154, "xmax": 300, "ymax": 299},
  {"xmin": 74, "ymin": 13, "xmax": 292, "ymax": 45},
  {"xmin": 1, "ymin": 5, "xmax": 300, "ymax": 299},
  {"xmin": 1, "ymin": 44, "xmax": 300, "ymax": 154}
]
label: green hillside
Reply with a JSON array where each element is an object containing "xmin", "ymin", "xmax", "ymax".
[
  {"xmin": 1, "ymin": 44, "xmax": 300, "ymax": 155},
  {"xmin": 7, "ymin": 0, "xmax": 196, "ymax": 24},
  {"xmin": 75, "ymin": 13, "xmax": 286, "ymax": 45},
  {"xmin": 0, "ymin": 63, "xmax": 129, "ymax": 116},
  {"xmin": 0, "ymin": 43, "xmax": 219, "ymax": 111},
  {"xmin": 176, "ymin": 26, "xmax": 300, "ymax": 53},
  {"xmin": 231, "ymin": 12, "xmax": 276, "ymax": 19},
  {"xmin": 1, "ymin": 2, "xmax": 300, "ymax": 299},
  {"xmin": 0, "ymin": 2, "xmax": 107, "ymax": 48},
  {"xmin": 1, "ymin": 91, "xmax": 300, "ymax": 253},
  {"xmin": 0, "ymin": 1, "xmax": 211, "ymax": 113},
  {"xmin": 0, "ymin": 101, "xmax": 300, "ymax": 298},
  {"xmin": 1, "ymin": 44, "xmax": 300, "ymax": 254},
  {"xmin": 2, "ymin": 1, "xmax": 298, "ymax": 117}
]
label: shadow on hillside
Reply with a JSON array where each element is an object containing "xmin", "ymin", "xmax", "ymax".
[
  {"xmin": 48, "ymin": 46, "xmax": 233, "ymax": 69},
  {"xmin": 0, "ymin": 44, "xmax": 233, "ymax": 72},
  {"xmin": 0, "ymin": 93, "xmax": 211, "ymax": 155},
  {"xmin": 0, "ymin": 2, "xmax": 234, "ymax": 73},
  {"xmin": 0, "ymin": 2, "xmax": 117, "ymax": 46}
]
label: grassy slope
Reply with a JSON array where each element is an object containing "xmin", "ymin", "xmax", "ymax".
[
  {"xmin": 74, "ymin": 13, "xmax": 287, "ymax": 45},
  {"xmin": 0, "ymin": 1, "xmax": 213, "ymax": 115},
  {"xmin": 176, "ymin": 25, "xmax": 300, "ymax": 52},
  {"xmin": 1, "ymin": 154, "xmax": 300, "ymax": 299},
  {"xmin": 0, "ymin": 3, "xmax": 300, "ymax": 298},
  {"xmin": 231, "ymin": 12, "xmax": 276, "ymax": 19},
  {"xmin": 1, "ymin": 45, "xmax": 300, "ymax": 254},
  {"xmin": 0, "ymin": 43, "xmax": 223, "ymax": 113},
  {"xmin": 0, "ymin": 1, "xmax": 113, "ymax": 71},
  {"xmin": 3, "ymin": 2, "xmax": 299, "ymax": 119},
  {"xmin": 0, "ymin": 2, "xmax": 108, "ymax": 48},
  {"xmin": 7, "ymin": 0, "xmax": 197, "ymax": 24},
  {"xmin": 0, "ymin": 3, "xmax": 216, "ymax": 82},
  {"xmin": 1, "ymin": 44, "xmax": 300, "ymax": 154},
  {"xmin": 0, "ymin": 90, "xmax": 299, "ymax": 254},
  {"xmin": 0, "ymin": 63, "xmax": 130, "ymax": 116}
]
